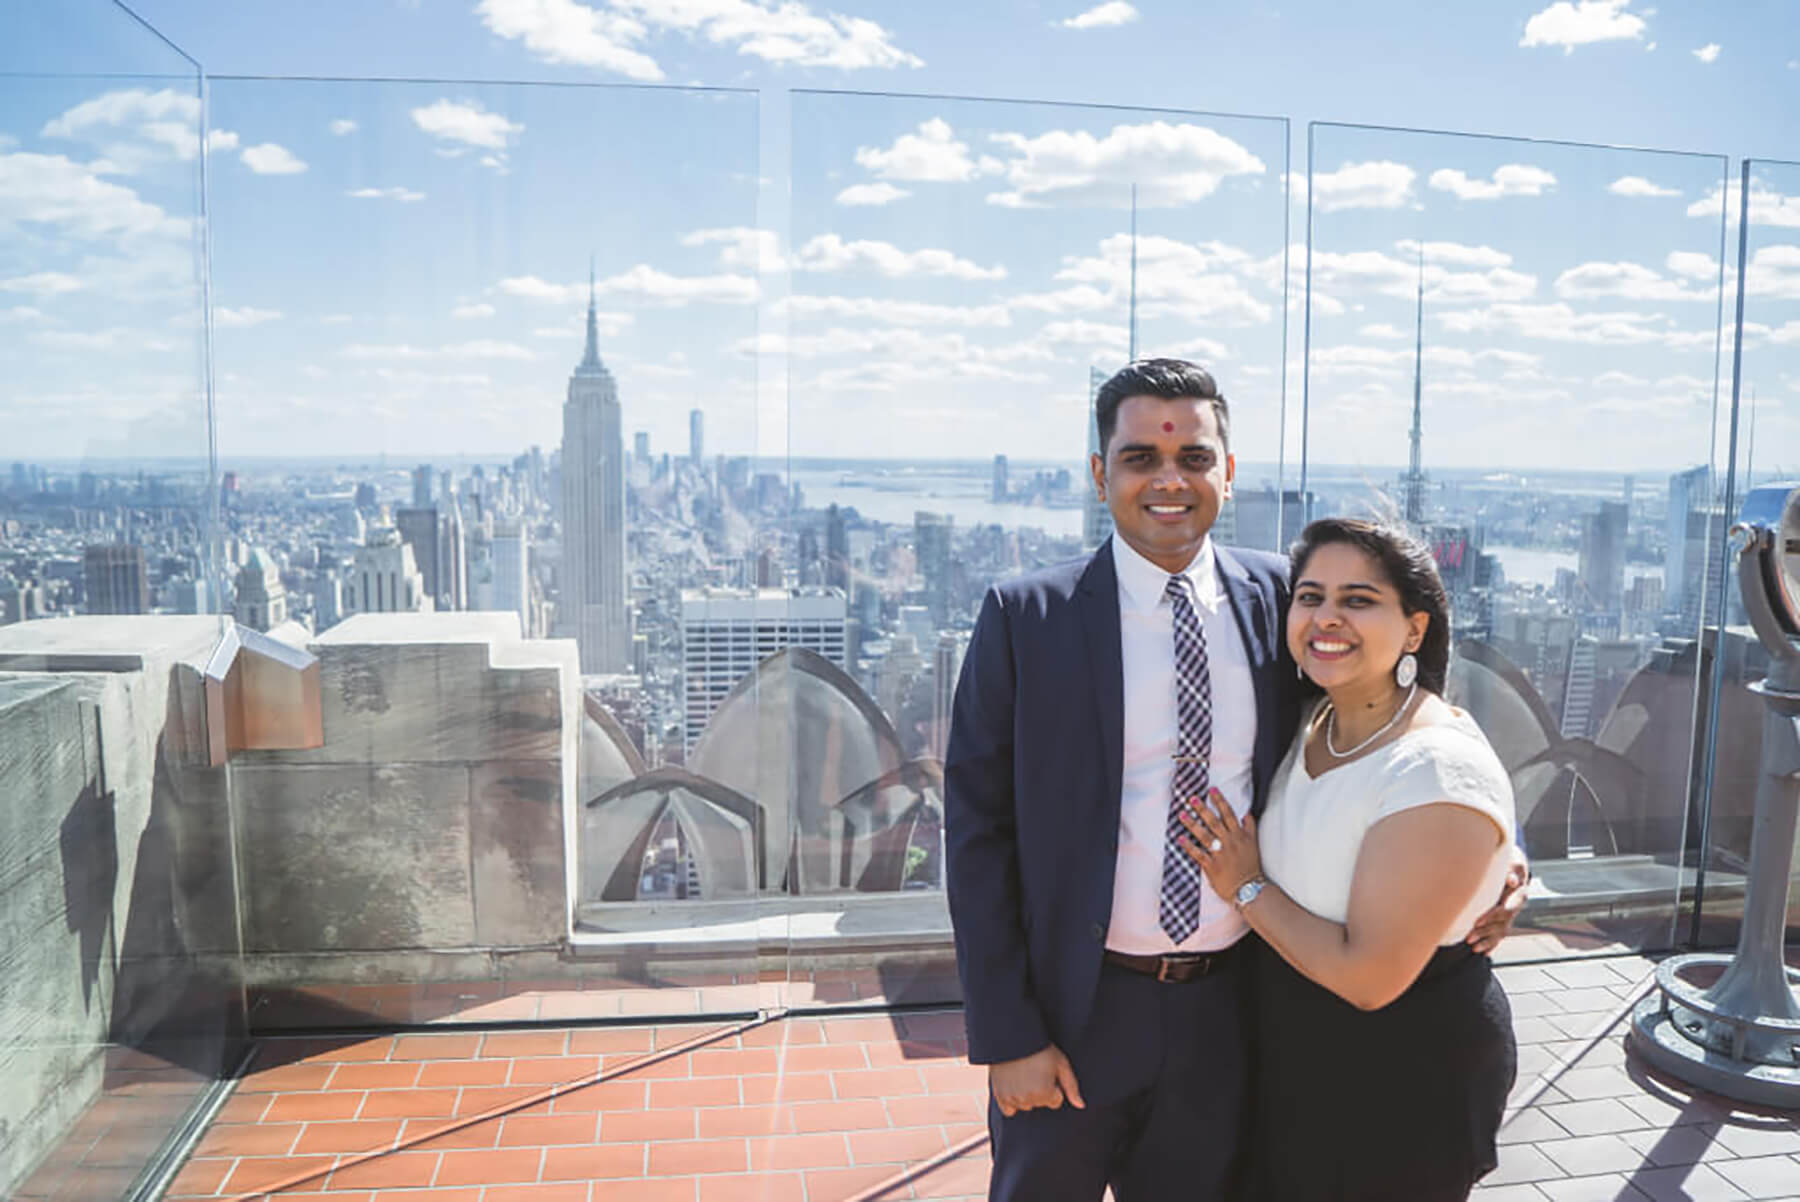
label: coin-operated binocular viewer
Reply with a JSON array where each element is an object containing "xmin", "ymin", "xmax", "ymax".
[{"xmin": 1629, "ymin": 485, "xmax": 1800, "ymax": 1106}]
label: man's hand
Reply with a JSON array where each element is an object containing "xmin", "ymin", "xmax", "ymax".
[
  {"xmin": 1466, "ymin": 846, "xmax": 1531, "ymax": 956},
  {"xmin": 990, "ymin": 1043, "xmax": 1085, "ymax": 1117}
]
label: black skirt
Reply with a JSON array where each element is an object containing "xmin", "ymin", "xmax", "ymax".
[{"xmin": 1247, "ymin": 938, "xmax": 1516, "ymax": 1202}]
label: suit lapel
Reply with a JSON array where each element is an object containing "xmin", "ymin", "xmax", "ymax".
[
  {"xmin": 1076, "ymin": 541, "xmax": 1124, "ymax": 822},
  {"xmin": 1216, "ymin": 545, "xmax": 1272, "ymax": 668}
]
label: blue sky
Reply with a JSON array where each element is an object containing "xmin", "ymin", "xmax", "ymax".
[{"xmin": 2, "ymin": 0, "xmax": 1796, "ymax": 477}]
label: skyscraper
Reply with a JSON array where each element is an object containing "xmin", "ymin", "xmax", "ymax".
[
  {"xmin": 395, "ymin": 507, "xmax": 442, "ymax": 604},
  {"xmin": 234, "ymin": 547, "xmax": 287, "ymax": 632},
  {"xmin": 350, "ymin": 528, "xmax": 432, "ymax": 614},
  {"xmin": 84, "ymin": 544, "xmax": 149, "ymax": 615},
  {"xmin": 492, "ymin": 518, "xmax": 531, "ymax": 637},
  {"xmin": 824, "ymin": 504, "xmax": 850, "ymax": 592},
  {"xmin": 412, "ymin": 464, "xmax": 433, "ymax": 507},
  {"xmin": 1083, "ymin": 366, "xmax": 1114, "ymax": 548},
  {"xmin": 561, "ymin": 267, "xmax": 631, "ymax": 674},
  {"xmin": 992, "ymin": 454, "xmax": 1009, "ymax": 503},
  {"xmin": 680, "ymin": 587, "xmax": 847, "ymax": 750},
  {"xmin": 1578, "ymin": 501, "xmax": 1629, "ymax": 615},
  {"xmin": 689, "ymin": 408, "xmax": 705, "ymax": 464},
  {"xmin": 1665, "ymin": 465, "xmax": 1710, "ymax": 628},
  {"xmin": 914, "ymin": 511, "xmax": 954, "ymax": 628}
]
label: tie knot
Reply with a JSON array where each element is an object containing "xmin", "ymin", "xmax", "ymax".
[{"xmin": 1165, "ymin": 574, "xmax": 1191, "ymax": 603}]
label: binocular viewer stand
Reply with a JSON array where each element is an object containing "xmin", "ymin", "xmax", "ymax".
[{"xmin": 1628, "ymin": 490, "xmax": 1800, "ymax": 1108}]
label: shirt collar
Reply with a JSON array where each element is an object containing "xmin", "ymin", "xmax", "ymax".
[{"xmin": 1111, "ymin": 531, "xmax": 1221, "ymax": 616}]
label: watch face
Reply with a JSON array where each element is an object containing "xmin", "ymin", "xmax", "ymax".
[{"xmin": 1235, "ymin": 880, "xmax": 1260, "ymax": 905}]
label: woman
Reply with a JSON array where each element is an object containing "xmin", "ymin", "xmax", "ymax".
[{"xmin": 1183, "ymin": 517, "xmax": 1517, "ymax": 1201}]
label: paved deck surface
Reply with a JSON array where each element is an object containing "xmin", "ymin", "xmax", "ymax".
[{"xmin": 18, "ymin": 952, "xmax": 1800, "ymax": 1201}]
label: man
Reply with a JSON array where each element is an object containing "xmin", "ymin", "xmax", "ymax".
[{"xmin": 944, "ymin": 359, "xmax": 1523, "ymax": 1200}]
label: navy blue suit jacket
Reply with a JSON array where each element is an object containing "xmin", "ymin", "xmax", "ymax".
[{"xmin": 944, "ymin": 539, "xmax": 1303, "ymax": 1066}]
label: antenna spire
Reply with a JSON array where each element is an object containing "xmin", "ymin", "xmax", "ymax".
[
  {"xmin": 1128, "ymin": 183, "xmax": 1139, "ymax": 362},
  {"xmin": 1404, "ymin": 244, "xmax": 1426, "ymax": 525}
]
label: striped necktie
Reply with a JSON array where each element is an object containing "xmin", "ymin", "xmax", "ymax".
[{"xmin": 1159, "ymin": 572, "xmax": 1212, "ymax": 944}]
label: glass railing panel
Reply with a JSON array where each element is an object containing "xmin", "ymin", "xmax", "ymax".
[
  {"xmin": 785, "ymin": 89, "xmax": 1290, "ymax": 1011},
  {"xmin": 1693, "ymin": 158, "xmax": 1800, "ymax": 944},
  {"xmin": 203, "ymin": 77, "xmax": 764, "ymax": 1027},
  {"xmin": 1303, "ymin": 123, "xmax": 1731, "ymax": 959},
  {"xmin": 0, "ymin": 3, "xmax": 244, "ymax": 1198}
]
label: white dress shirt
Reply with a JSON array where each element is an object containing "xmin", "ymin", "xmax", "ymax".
[{"xmin": 1105, "ymin": 532, "xmax": 1259, "ymax": 955}]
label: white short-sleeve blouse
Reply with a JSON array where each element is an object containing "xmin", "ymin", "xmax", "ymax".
[{"xmin": 1258, "ymin": 705, "xmax": 1516, "ymax": 946}]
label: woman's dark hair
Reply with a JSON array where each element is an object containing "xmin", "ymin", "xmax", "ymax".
[
  {"xmin": 1289, "ymin": 517, "xmax": 1452, "ymax": 695},
  {"xmin": 1094, "ymin": 358, "xmax": 1229, "ymax": 456}
]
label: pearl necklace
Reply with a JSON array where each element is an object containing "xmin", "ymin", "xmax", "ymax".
[{"xmin": 1323, "ymin": 682, "xmax": 1419, "ymax": 758}]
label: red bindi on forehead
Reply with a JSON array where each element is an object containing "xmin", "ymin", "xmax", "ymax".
[{"xmin": 1162, "ymin": 421, "xmax": 1174, "ymax": 433}]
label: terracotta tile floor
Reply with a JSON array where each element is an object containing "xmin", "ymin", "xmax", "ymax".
[
  {"xmin": 21, "ymin": 947, "xmax": 1800, "ymax": 1201},
  {"xmin": 155, "ymin": 953, "xmax": 1800, "ymax": 1201}
]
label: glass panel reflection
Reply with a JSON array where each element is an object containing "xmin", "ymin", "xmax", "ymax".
[
  {"xmin": 203, "ymin": 77, "xmax": 764, "ymax": 1025},
  {"xmin": 1696, "ymin": 158, "xmax": 1800, "ymax": 942},
  {"xmin": 1303, "ymin": 123, "xmax": 1731, "ymax": 956},
  {"xmin": 0, "ymin": 2, "xmax": 242, "ymax": 1197},
  {"xmin": 786, "ymin": 91, "xmax": 1290, "ymax": 1009}
]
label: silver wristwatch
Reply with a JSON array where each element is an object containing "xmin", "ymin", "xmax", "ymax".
[{"xmin": 1234, "ymin": 876, "xmax": 1267, "ymax": 910}]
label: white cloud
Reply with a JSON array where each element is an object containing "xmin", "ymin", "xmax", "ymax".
[
  {"xmin": 213, "ymin": 306, "xmax": 282, "ymax": 327},
  {"xmin": 240, "ymin": 143, "xmax": 308, "ymax": 175},
  {"xmin": 1303, "ymin": 246, "xmax": 1537, "ymax": 304},
  {"xmin": 1665, "ymin": 251, "xmax": 1717, "ymax": 279},
  {"xmin": 410, "ymin": 99, "xmax": 523, "ymax": 170},
  {"xmin": 1428, "ymin": 164, "xmax": 1556, "ymax": 200},
  {"xmin": 476, "ymin": 0, "xmax": 920, "ymax": 79},
  {"xmin": 1592, "ymin": 370, "xmax": 1647, "ymax": 388},
  {"xmin": 1311, "ymin": 161, "xmax": 1415, "ymax": 212},
  {"xmin": 680, "ymin": 226, "xmax": 782, "ymax": 271},
  {"xmin": 855, "ymin": 118, "xmax": 987, "ymax": 182},
  {"xmin": 0, "ymin": 304, "xmax": 43, "ymax": 323},
  {"xmin": 0, "ymin": 152, "xmax": 186, "ymax": 244},
  {"xmin": 1394, "ymin": 239, "xmax": 1514, "ymax": 269},
  {"xmin": 330, "ymin": 118, "xmax": 359, "ymax": 136},
  {"xmin": 500, "ymin": 266, "xmax": 758, "ymax": 306},
  {"xmin": 1008, "ymin": 284, "xmax": 1113, "ymax": 314},
  {"xmin": 985, "ymin": 121, "xmax": 1265, "ymax": 208},
  {"xmin": 452, "ymin": 302, "xmax": 496, "ymax": 319},
  {"xmin": 30, "ymin": 327, "xmax": 178, "ymax": 352},
  {"xmin": 1554, "ymin": 260, "xmax": 1715, "ymax": 301},
  {"xmin": 38, "ymin": 88, "xmax": 242, "ymax": 172},
  {"xmin": 1746, "ymin": 244, "xmax": 1800, "ymax": 300},
  {"xmin": 1439, "ymin": 302, "xmax": 1670, "ymax": 345},
  {"xmin": 782, "ymin": 294, "xmax": 1013, "ymax": 327},
  {"xmin": 1520, "ymin": 1, "xmax": 1646, "ymax": 53},
  {"xmin": 1053, "ymin": 234, "xmax": 1271, "ymax": 324},
  {"xmin": 340, "ymin": 339, "xmax": 537, "ymax": 361},
  {"xmin": 321, "ymin": 313, "xmax": 353, "ymax": 324},
  {"xmin": 347, "ymin": 185, "xmax": 426, "ymax": 202},
  {"xmin": 1692, "ymin": 43, "xmax": 1721, "ymax": 63},
  {"xmin": 0, "ymin": 271, "xmax": 86, "ymax": 296},
  {"xmin": 1688, "ymin": 180, "xmax": 1800, "ymax": 227},
  {"xmin": 1060, "ymin": 2, "xmax": 1139, "ymax": 30},
  {"xmin": 835, "ymin": 181, "xmax": 910, "ymax": 206},
  {"xmin": 1609, "ymin": 175, "xmax": 1679, "ymax": 198},
  {"xmin": 1360, "ymin": 322, "xmax": 1407, "ymax": 340},
  {"xmin": 792, "ymin": 234, "xmax": 1005, "ymax": 280}
]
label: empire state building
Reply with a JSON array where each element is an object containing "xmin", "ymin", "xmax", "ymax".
[{"xmin": 561, "ymin": 270, "xmax": 629, "ymax": 673}]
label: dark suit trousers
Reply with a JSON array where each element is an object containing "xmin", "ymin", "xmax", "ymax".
[{"xmin": 987, "ymin": 954, "xmax": 1249, "ymax": 1202}]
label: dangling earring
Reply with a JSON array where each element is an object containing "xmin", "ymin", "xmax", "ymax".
[
  {"xmin": 1395, "ymin": 652, "xmax": 1418, "ymax": 688},
  {"xmin": 1295, "ymin": 660, "xmax": 1305, "ymax": 680}
]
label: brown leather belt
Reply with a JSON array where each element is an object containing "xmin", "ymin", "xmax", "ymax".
[{"xmin": 1103, "ymin": 942, "xmax": 1240, "ymax": 983}]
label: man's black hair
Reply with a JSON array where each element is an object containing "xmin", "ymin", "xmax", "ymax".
[{"xmin": 1093, "ymin": 358, "xmax": 1230, "ymax": 456}]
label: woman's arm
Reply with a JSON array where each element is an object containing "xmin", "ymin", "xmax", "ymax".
[{"xmin": 1184, "ymin": 791, "xmax": 1502, "ymax": 1011}]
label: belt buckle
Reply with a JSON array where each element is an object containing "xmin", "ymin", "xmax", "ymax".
[{"xmin": 1156, "ymin": 956, "xmax": 1177, "ymax": 983}]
